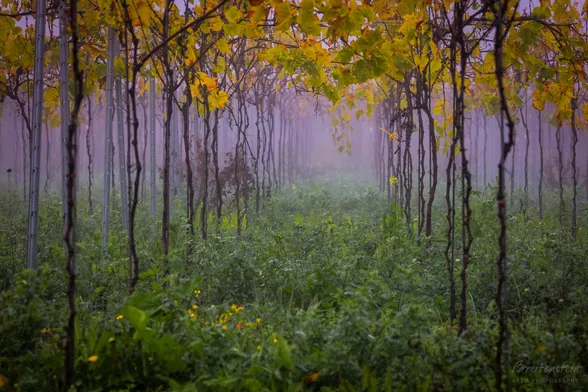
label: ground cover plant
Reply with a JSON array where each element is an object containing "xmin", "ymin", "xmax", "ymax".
[
  {"xmin": 2, "ymin": 0, "xmax": 588, "ymax": 390},
  {"xmin": 1, "ymin": 176, "xmax": 588, "ymax": 391}
]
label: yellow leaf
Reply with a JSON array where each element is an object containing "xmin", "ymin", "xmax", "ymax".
[
  {"xmin": 44, "ymin": 88, "xmax": 59, "ymax": 106},
  {"xmin": 209, "ymin": 90, "xmax": 228, "ymax": 110},
  {"xmin": 532, "ymin": 89, "xmax": 545, "ymax": 112},
  {"xmin": 340, "ymin": 111, "xmax": 350, "ymax": 123},
  {"xmin": 226, "ymin": 5, "xmax": 242, "ymax": 23},
  {"xmin": 190, "ymin": 84, "xmax": 201, "ymax": 99},
  {"xmin": 216, "ymin": 37, "xmax": 230, "ymax": 55},
  {"xmin": 209, "ymin": 16, "xmax": 223, "ymax": 32},
  {"xmin": 365, "ymin": 90, "xmax": 374, "ymax": 105},
  {"xmin": 197, "ymin": 72, "xmax": 218, "ymax": 92},
  {"xmin": 433, "ymin": 100, "xmax": 444, "ymax": 115},
  {"xmin": 212, "ymin": 57, "xmax": 226, "ymax": 74},
  {"xmin": 135, "ymin": 1, "xmax": 151, "ymax": 27},
  {"xmin": 185, "ymin": 46, "xmax": 196, "ymax": 67}
]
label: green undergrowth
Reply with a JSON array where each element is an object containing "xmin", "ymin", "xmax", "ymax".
[{"xmin": 0, "ymin": 174, "xmax": 587, "ymax": 391}]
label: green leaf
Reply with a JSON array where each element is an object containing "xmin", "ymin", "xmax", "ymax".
[
  {"xmin": 277, "ymin": 335, "xmax": 294, "ymax": 370},
  {"xmin": 122, "ymin": 305, "xmax": 148, "ymax": 331},
  {"xmin": 298, "ymin": 0, "xmax": 320, "ymax": 35},
  {"xmin": 217, "ymin": 37, "xmax": 230, "ymax": 55}
]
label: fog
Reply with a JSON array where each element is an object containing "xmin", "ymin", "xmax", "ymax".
[{"xmin": 1, "ymin": 90, "xmax": 587, "ymax": 208}]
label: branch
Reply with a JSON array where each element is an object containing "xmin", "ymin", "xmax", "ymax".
[{"xmin": 135, "ymin": 0, "xmax": 229, "ymax": 73}]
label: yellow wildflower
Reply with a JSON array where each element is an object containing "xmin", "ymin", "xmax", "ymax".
[
  {"xmin": 292, "ymin": 184, "xmax": 297, "ymax": 190},
  {"xmin": 192, "ymin": 304, "xmax": 199, "ymax": 310},
  {"xmin": 41, "ymin": 328, "xmax": 51, "ymax": 334},
  {"xmin": 88, "ymin": 355, "xmax": 98, "ymax": 363},
  {"xmin": 257, "ymin": 345, "xmax": 261, "ymax": 351},
  {"xmin": 256, "ymin": 318, "xmax": 262, "ymax": 325},
  {"xmin": 272, "ymin": 332, "xmax": 278, "ymax": 344},
  {"xmin": 222, "ymin": 325, "xmax": 227, "ymax": 330},
  {"xmin": 116, "ymin": 315, "xmax": 124, "ymax": 320},
  {"xmin": 108, "ymin": 337, "xmax": 115, "ymax": 343}
]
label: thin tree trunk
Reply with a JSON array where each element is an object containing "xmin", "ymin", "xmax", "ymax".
[
  {"xmin": 556, "ymin": 123, "xmax": 563, "ymax": 226},
  {"xmin": 278, "ymin": 102, "xmax": 284, "ymax": 189},
  {"xmin": 269, "ymin": 97, "xmax": 277, "ymax": 196},
  {"xmin": 457, "ymin": 45, "xmax": 472, "ymax": 336},
  {"xmin": 115, "ymin": 37, "xmax": 129, "ymax": 231},
  {"xmin": 44, "ymin": 117, "xmax": 50, "ymax": 193},
  {"xmin": 150, "ymin": 76, "xmax": 157, "ymax": 218},
  {"xmin": 494, "ymin": 5, "xmax": 517, "ymax": 387},
  {"xmin": 510, "ymin": 131, "xmax": 516, "ymax": 207},
  {"xmin": 170, "ymin": 98, "xmax": 177, "ymax": 199},
  {"xmin": 101, "ymin": 27, "xmax": 116, "ymax": 262},
  {"xmin": 235, "ymin": 123, "xmax": 242, "ymax": 235},
  {"xmin": 183, "ymin": 60, "xmax": 195, "ymax": 251},
  {"xmin": 60, "ymin": 2, "xmax": 69, "ymax": 222},
  {"xmin": 538, "ymin": 111, "xmax": 544, "ymax": 220},
  {"xmin": 397, "ymin": 88, "xmax": 403, "ymax": 210},
  {"xmin": 20, "ymin": 112, "xmax": 27, "ymax": 201},
  {"xmin": 445, "ymin": 44, "xmax": 457, "ymax": 328},
  {"xmin": 255, "ymin": 93, "xmax": 262, "ymax": 212},
  {"xmin": 417, "ymin": 80, "xmax": 426, "ymax": 242},
  {"xmin": 425, "ymin": 89, "xmax": 438, "ymax": 238},
  {"xmin": 26, "ymin": 0, "xmax": 47, "ymax": 270},
  {"xmin": 520, "ymin": 105, "xmax": 530, "ymax": 217},
  {"xmin": 483, "ymin": 115, "xmax": 488, "ymax": 188},
  {"xmin": 213, "ymin": 110, "xmax": 222, "ymax": 226},
  {"xmin": 86, "ymin": 96, "xmax": 93, "ymax": 214},
  {"xmin": 571, "ymin": 94, "xmax": 578, "ymax": 239},
  {"xmin": 261, "ymin": 98, "xmax": 269, "ymax": 197},
  {"xmin": 122, "ymin": 2, "xmax": 142, "ymax": 293},
  {"xmin": 141, "ymin": 99, "xmax": 148, "ymax": 202},
  {"xmin": 162, "ymin": 2, "xmax": 173, "ymax": 269},
  {"xmin": 201, "ymin": 106, "xmax": 211, "ymax": 239},
  {"xmin": 64, "ymin": 0, "xmax": 84, "ymax": 385},
  {"xmin": 402, "ymin": 80, "xmax": 413, "ymax": 231},
  {"xmin": 474, "ymin": 111, "xmax": 479, "ymax": 190}
]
